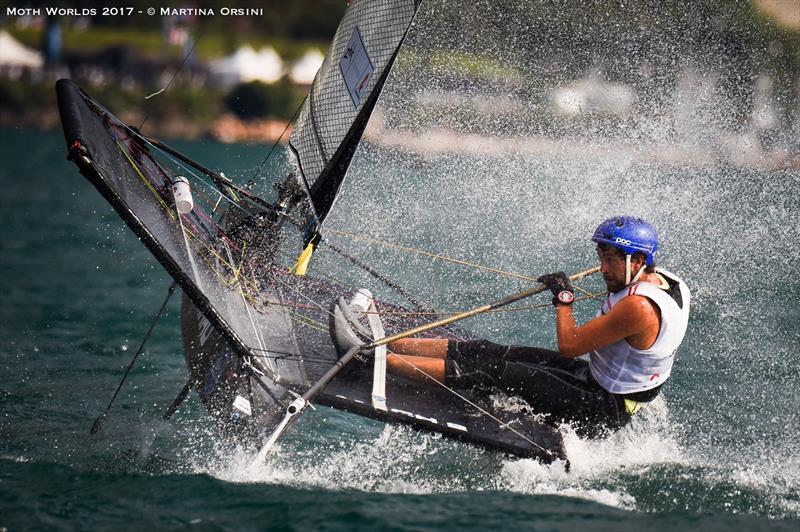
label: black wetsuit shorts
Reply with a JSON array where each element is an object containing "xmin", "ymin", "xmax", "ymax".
[{"xmin": 445, "ymin": 340, "xmax": 661, "ymax": 437}]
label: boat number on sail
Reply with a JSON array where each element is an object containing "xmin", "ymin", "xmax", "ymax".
[
  {"xmin": 340, "ymin": 26, "xmax": 374, "ymax": 108},
  {"xmin": 197, "ymin": 308, "xmax": 214, "ymax": 346}
]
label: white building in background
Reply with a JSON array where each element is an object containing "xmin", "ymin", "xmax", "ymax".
[
  {"xmin": 551, "ymin": 72, "xmax": 634, "ymax": 116},
  {"xmin": 289, "ymin": 49, "xmax": 324, "ymax": 85},
  {"xmin": 207, "ymin": 46, "xmax": 283, "ymax": 88},
  {"xmin": 0, "ymin": 30, "xmax": 44, "ymax": 75}
]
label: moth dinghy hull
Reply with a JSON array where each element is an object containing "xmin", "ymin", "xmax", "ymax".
[
  {"xmin": 56, "ymin": 0, "xmax": 570, "ymax": 466},
  {"xmin": 181, "ymin": 290, "xmax": 567, "ymax": 463}
]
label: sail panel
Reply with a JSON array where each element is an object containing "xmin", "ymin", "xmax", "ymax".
[{"xmin": 289, "ymin": 0, "xmax": 418, "ymax": 224}]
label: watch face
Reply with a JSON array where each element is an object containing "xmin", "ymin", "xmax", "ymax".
[{"xmin": 558, "ymin": 290, "xmax": 574, "ymax": 304}]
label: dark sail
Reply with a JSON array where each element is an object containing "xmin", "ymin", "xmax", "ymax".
[
  {"xmin": 56, "ymin": 79, "xmax": 304, "ymax": 426},
  {"xmin": 289, "ymin": 0, "xmax": 420, "ymax": 228}
]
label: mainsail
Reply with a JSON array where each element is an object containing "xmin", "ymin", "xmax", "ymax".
[
  {"xmin": 56, "ymin": 79, "xmax": 304, "ymax": 434},
  {"xmin": 290, "ymin": 0, "xmax": 420, "ymax": 234}
]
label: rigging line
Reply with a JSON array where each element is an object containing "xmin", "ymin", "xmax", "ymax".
[
  {"xmin": 248, "ymin": 94, "xmax": 309, "ymax": 186},
  {"xmin": 120, "ymin": 137, "xmax": 581, "ymax": 340},
  {"xmin": 174, "ymin": 228, "xmax": 285, "ymax": 388},
  {"xmin": 176, "ymin": 202, "xmax": 209, "ymax": 297},
  {"xmin": 181, "ymin": 184, "xmax": 228, "ymax": 213},
  {"xmin": 227, "ymin": 342, "xmax": 314, "ymax": 362},
  {"xmin": 236, "ymin": 263, "xmax": 333, "ymax": 331},
  {"xmin": 90, "ymin": 282, "xmax": 177, "ymax": 435},
  {"xmin": 168, "ymin": 222, "xmax": 308, "ymax": 314},
  {"xmin": 254, "ymin": 242, "xmax": 359, "ymax": 302},
  {"xmin": 174, "ymin": 219, "xmax": 307, "ymax": 307},
  {"xmin": 149, "ymin": 200, "xmax": 257, "ymax": 288},
  {"xmin": 388, "ymin": 354, "xmax": 550, "ymax": 455},
  {"xmin": 111, "ymin": 100, "xmax": 477, "ymax": 341},
  {"xmin": 93, "ymin": 96, "xmax": 264, "ymax": 224},
  {"xmin": 144, "ymin": 141, "xmax": 264, "ymax": 221},
  {"xmin": 322, "ymin": 237, "xmax": 430, "ymax": 312},
  {"xmin": 270, "ymin": 229, "xmax": 457, "ymax": 338},
  {"xmin": 170, "ymin": 197, "xmax": 422, "ymax": 326},
  {"xmin": 262, "ymin": 252, "xmax": 426, "ymax": 336},
  {"xmin": 150, "ymin": 150, "xmax": 248, "ymax": 216},
  {"xmin": 222, "ymin": 239, "xmax": 275, "ymax": 377},
  {"xmin": 263, "ymin": 266, "xmax": 343, "ymax": 325},
  {"xmin": 245, "ymin": 343, "xmax": 332, "ymax": 363},
  {"xmin": 93, "ymin": 108, "xmax": 335, "ymax": 369},
  {"xmin": 115, "ymin": 152, "xmax": 244, "ymax": 284},
  {"xmin": 138, "ymin": 29, "xmax": 202, "ymax": 131},
  {"xmin": 91, "ymin": 158, "xmax": 242, "ymax": 286},
  {"xmin": 114, "ymin": 140, "xmax": 232, "ymax": 270},
  {"xmin": 261, "ymin": 247, "xmax": 467, "ymax": 342},
  {"xmin": 115, "ymin": 138, "xmax": 598, "ymax": 318},
  {"xmin": 245, "ymin": 362, "xmax": 258, "ymax": 417},
  {"xmin": 248, "ymin": 343, "xmax": 336, "ymax": 365},
  {"xmin": 187, "ymin": 205, "xmax": 247, "ymax": 259},
  {"xmin": 253, "ymin": 351, "xmax": 333, "ymax": 365},
  {"xmin": 282, "ymin": 307, "xmax": 330, "ymax": 335},
  {"xmin": 142, "ymin": 136, "xmax": 253, "ymax": 206},
  {"xmin": 325, "ymin": 229, "xmax": 541, "ymax": 283},
  {"xmin": 246, "ymin": 364, "xmax": 282, "ymax": 405},
  {"xmin": 325, "ymin": 228, "xmax": 603, "ymax": 307},
  {"xmin": 572, "ymin": 283, "xmax": 603, "ymax": 300},
  {"xmin": 115, "ymin": 141, "xmax": 177, "ymax": 220},
  {"xmin": 166, "ymin": 209, "xmax": 263, "ymax": 296},
  {"xmin": 174, "ymin": 215, "xmax": 244, "ymax": 281}
]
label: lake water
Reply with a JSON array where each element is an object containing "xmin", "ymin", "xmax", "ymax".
[{"xmin": 1, "ymin": 125, "xmax": 798, "ymax": 530}]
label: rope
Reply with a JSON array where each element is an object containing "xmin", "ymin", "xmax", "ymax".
[
  {"xmin": 138, "ymin": 32, "xmax": 202, "ymax": 131},
  {"xmin": 248, "ymin": 95, "xmax": 308, "ymax": 186},
  {"xmin": 326, "ymin": 229, "xmax": 539, "ymax": 283},
  {"xmin": 90, "ymin": 282, "xmax": 177, "ymax": 434}
]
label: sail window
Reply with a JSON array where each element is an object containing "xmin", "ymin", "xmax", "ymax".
[{"xmin": 339, "ymin": 26, "xmax": 374, "ymax": 108}]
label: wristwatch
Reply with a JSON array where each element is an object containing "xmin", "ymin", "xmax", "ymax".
[{"xmin": 556, "ymin": 290, "xmax": 574, "ymax": 305}]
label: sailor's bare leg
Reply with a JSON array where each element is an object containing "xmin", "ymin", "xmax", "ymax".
[
  {"xmin": 386, "ymin": 353, "xmax": 445, "ymax": 383},
  {"xmin": 387, "ymin": 338, "xmax": 448, "ymax": 358}
]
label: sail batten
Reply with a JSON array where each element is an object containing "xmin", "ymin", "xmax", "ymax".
[{"xmin": 289, "ymin": 0, "xmax": 420, "ymax": 229}]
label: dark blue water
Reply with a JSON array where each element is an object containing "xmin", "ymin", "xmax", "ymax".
[{"xmin": 2, "ymin": 126, "xmax": 799, "ymax": 530}]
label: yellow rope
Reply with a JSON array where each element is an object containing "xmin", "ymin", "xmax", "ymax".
[
  {"xmin": 285, "ymin": 308, "xmax": 329, "ymax": 334},
  {"xmin": 325, "ymin": 229, "xmax": 540, "ymax": 282},
  {"xmin": 117, "ymin": 140, "xmax": 255, "ymax": 292},
  {"xmin": 116, "ymin": 141, "xmax": 176, "ymax": 221}
]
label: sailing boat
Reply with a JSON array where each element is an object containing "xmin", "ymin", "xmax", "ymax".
[{"xmin": 56, "ymin": 0, "xmax": 567, "ymax": 463}]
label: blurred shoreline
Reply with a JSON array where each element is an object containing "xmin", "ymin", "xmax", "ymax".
[
  {"xmin": 0, "ymin": 104, "xmax": 292, "ymax": 144},
  {"xmin": 4, "ymin": 102, "xmax": 797, "ymax": 171},
  {"xmin": 2, "ymin": 1, "xmax": 798, "ymax": 164}
]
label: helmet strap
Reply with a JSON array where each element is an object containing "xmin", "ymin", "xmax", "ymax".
[
  {"xmin": 625, "ymin": 254, "xmax": 632, "ymax": 285},
  {"xmin": 625, "ymin": 254, "xmax": 646, "ymax": 286}
]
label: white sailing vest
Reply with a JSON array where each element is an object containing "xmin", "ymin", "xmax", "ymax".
[{"xmin": 589, "ymin": 268, "xmax": 691, "ymax": 394}]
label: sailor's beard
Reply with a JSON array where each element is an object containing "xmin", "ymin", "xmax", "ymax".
[{"xmin": 603, "ymin": 276, "xmax": 624, "ymax": 293}]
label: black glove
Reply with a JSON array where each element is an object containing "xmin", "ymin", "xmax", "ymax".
[{"xmin": 537, "ymin": 271, "xmax": 575, "ymax": 306}]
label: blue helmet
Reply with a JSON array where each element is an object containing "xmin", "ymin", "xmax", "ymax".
[{"xmin": 591, "ymin": 216, "xmax": 658, "ymax": 265}]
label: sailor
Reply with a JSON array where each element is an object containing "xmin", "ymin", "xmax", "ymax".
[{"xmin": 331, "ymin": 216, "xmax": 690, "ymax": 437}]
